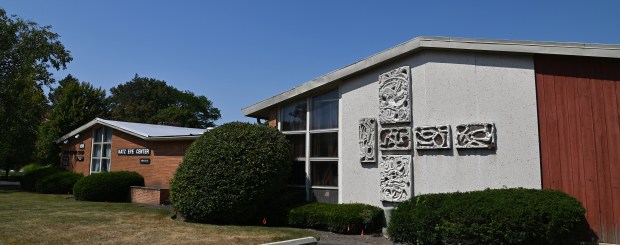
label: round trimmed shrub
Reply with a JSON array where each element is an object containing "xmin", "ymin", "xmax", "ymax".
[
  {"xmin": 170, "ymin": 122, "xmax": 291, "ymax": 224},
  {"xmin": 73, "ymin": 171, "xmax": 144, "ymax": 202},
  {"xmin": 20, "ymin": 166, "xmax": 63, "ymax": 191},
  {"xmin": 35, "ymin": 171, "xmax": 83, "ymax": 194},
  {"xmin": 388, "ymin": 188, "xmax": 587, "ymax": 245}
]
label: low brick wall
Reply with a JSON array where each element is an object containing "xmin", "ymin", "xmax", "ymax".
[{"xmin": 130, "ymin": 186, "xmax": 169, "ymax": 205}]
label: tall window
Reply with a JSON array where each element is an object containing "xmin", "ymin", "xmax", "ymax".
[
  {"xmin": 281, "ymin": 100, "xmax": 307, "ymax": 187},
  {"xmin": 280, "ymin": 89, "xmax": 339, "ymax": 203},
  {"xmin": 309, "ymin": 90, "xmax": 338, "ymax": 188},
  {"xmin": 91, "ymin": 126, "xmax": 112, "ymax": 173}
]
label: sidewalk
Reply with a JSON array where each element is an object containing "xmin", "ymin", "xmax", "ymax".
[
  {"xmin": 0, "ymin": 181, "xmax": 20, "ymax": 189},
  {"xmin": 315, "ymin": 230, "xmax": 398, "ymax": 245}
]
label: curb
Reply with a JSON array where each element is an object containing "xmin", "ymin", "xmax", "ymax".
[{"xmin": 260, "ymin": 237, "xmax": 317, "ymax": 245}]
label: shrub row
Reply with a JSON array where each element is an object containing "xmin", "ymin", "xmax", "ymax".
[
  {"xmin": 73, "ymin": 171, "xmax": 144, "ymax": 202},
  {"xmin": 20, "ymin": 166, "xmax": 64, "ymax": 191},
  {"xmin": 288, "ymin": 202, "xmax": 384, "ymax": 234},
  {"xmin": 388, "ymin": 188, "xmax": 587, "ymax": 245},
  {"xmin": 35, "ymin": 171, "xmax": 83, "ymax": 194}
]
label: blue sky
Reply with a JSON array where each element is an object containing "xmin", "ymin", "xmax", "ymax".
[{"xmin": 2, "ymin": 1, "xmax": 619, "ymax": 124}]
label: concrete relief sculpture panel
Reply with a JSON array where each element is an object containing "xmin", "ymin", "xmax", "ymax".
[
  {"xmin": 379, "ymin": 126, "xmax": 411, "ymax": 150},
  {"xmin": 380, "ymin": 155, "xmax": 411, "ymax": 202},
  {"xmin": 379, "ymin": 66, "xmax": 411, "ymax": 124},
  {"xmin": 414, "ymin": 125, "xmax": 451, "ymax": 149},
  {"xmin": 455, "ymin": 123, "xmax": 496, "ymax": 149},
  {"xmin": 359, "ymin": 118, "xmax": 377, "ymax": 162}
]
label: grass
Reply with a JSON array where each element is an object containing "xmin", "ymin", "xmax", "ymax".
[{"xmin": 0, "ymin": 189, "xmax": 318, "ymax": 244}]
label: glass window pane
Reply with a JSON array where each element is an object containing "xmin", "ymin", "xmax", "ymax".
[
  {"xmin": 94, "ymin": 128, "xmax": 102, "ymax": 142},
  {"xmin": 281, "ymin": 100, "xmax": 307, "ymax": 131},
  {"xmin": 104, "ymin": 127, "xmax": 112, "ymax": 142},
  {"xmin": 91, "ymin": 159, "xmax": 100, "ymax": 172},
  {"xmin": 311, "ymin": 161, "xmax": 338, "ymax": 187},
  {"xmin": 93, "ymin": 144, "xmax": 102, "ymax": 157},
  {"xmin": 288, "ymin": 161, "xmax": 306, "ymax": 186},
  {"xmin": 311, "ymin": 90, "xmax": 338, "ymax": 130},
  {"xmin": 101, "ymin": 159, "xmax": 110, "ymax": 172},
  {"xmin": 285, "ymin": 134, "xmax": 305, "ymax": 158},
  {"xmin": 310, "ymin": 132, "xmax": 338, "ymax": 157},
  {"xmin": 102, "ymin": 144, "xmax": 111, "ymax": 157}
]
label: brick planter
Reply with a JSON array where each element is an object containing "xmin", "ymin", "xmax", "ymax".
[{"xmin": 131, "ymin": 186, "xmax": 169, "ymax": 205}]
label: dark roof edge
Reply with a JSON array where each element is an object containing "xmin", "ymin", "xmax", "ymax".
[{"xmin": 241, "ymin": 36, "xmax": 620, "ymax": 117}]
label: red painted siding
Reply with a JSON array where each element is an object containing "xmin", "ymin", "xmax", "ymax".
[{"xmin": 536, "ymin": 55, "xmax": 620, "ymax": 243}]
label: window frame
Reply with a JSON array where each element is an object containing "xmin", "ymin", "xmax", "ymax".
[
  {"xmin": 90, "ymin": 126, "xmax": 112, "ymax": 174},
  {"xmin": 279, "ymin": 88, "xmax": 340, "ymax": 202}
]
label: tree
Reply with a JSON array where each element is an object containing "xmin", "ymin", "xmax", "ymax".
[
  {"xmin": 0, "ymin": 8, "xmax": 72, "ymax": 177},
  {"xmin": 35, "ymin": 75, "xmax": 107, "ymax": 164},
  {"xmin": 108, "ymin": 75, "xmax": 220, "ymax": 128}
]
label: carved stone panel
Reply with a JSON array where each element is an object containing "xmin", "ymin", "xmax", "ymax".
[
  {"xmin": 379, "ymin": 126, "xmax": 411, "ymax": 150},
  {"xmin": 414, "ymin": 125, "xmax": 451, "ymax": 149},
  {"xmin": 379, "ymin": 66, "xmax": 411, "ymax": 124},
  {"xmin": 455, "ymin": 123, "xmax": 496, "ymax": 149},
  {"xmin": 359, "ymin": 118, "xmax": 377, "ymax": 162},
  {"xmin": 380, "ymin": 155, "xmax": 411, "ymax": 202}
]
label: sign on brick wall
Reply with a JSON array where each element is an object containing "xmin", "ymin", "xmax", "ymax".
[{"xmin": 117, "ymin": 148, "xmax": 151, "ymax": 156}]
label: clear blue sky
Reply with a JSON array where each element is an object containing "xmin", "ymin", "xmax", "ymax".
[{"xmin": 2, "ymin": 1, "xmax": 619, "ymax": 124}]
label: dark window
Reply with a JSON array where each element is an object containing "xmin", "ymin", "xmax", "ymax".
[
  {"xmin": 289, "ymin": 161, "xmax": 306, "ymax": 186},
  {"xmin": 285, "ymin": 134, "xmax": 305, "ymax": 159},
  {"xmin": 311, "ymin": 161, "xmax": 338, "ymax": 187},
  {"xmin": 310, "ymin": 132, "xmax": 338, "ymax": 157},
  {"xmin": 311, "ymin": 90, "xmax": 338, "ymax": 130},
  {"xmin": 281, "ymin": 100, "xmax": 307, "ymax": 131}
]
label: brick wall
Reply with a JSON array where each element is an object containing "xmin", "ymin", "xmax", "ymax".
[
  {"xmin": 111, "ymin": 130, "xmax": 192, "ymax": 188},
  {"xmin": 268, "ymin": 108, "xmax": 277, "ymax": 127},
  {"xmin": 60, "ymin": 126, "xmax": 195, "ymax": 189},
  {"xmin": 130, "ymin": 186, "xmax": 169, "ymax": 205},
  {"xmin": 60, "ymin": 128, "xmax": 93, "ymax": 175}
]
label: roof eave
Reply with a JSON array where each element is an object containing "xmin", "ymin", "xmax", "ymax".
[
  {"xmin": 144, "ymin": 135, "xmax": 202, "ymax": 141},
  {"xmin": 242, "ymin": 36, "xmax": 620, "ymax": 117}
]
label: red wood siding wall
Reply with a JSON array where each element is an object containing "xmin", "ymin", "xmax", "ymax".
[{"xmin": 536, "ymin": 55, "xmax": 620, "ymax": 243}]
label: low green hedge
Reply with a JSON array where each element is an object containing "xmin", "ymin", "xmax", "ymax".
[
  {"xmin": 20, "ymin": 167, "xmax": 63, "ymax": 191},
  {"xmin": 35, "ymin": 171, "xmax": 83, "ymax": 194},
  {"xmin": 388, "ymin": 188, "xmax": 587, "ymax": 245},
  {"xmin": 288, "ymin": 202, "xmax": 383, "ymax": 234},
  {"xmin": 73, "ymin": 171, "xmax": 144, "ymax": 202}
]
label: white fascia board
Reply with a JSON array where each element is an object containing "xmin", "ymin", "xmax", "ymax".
[
  {"xmin": 55, "ymin": 118, "xmax": 203, "ymax": 144},
  {"xmin": 54, "ymin": 118, "xmax": 149, "ymax": 144},
  {"xmin": 242, "ymin": 36, "xmax": 620, "ymax": 117}
]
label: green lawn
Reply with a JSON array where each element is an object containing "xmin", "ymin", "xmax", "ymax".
[{"xmin": 0, "ymin": 189, "xmax": 317, "ymax": 244}]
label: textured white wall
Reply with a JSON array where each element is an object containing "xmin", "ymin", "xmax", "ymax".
[{"xmin": 339, "ymin": 50, "xmax": 541, "ymax": 208}]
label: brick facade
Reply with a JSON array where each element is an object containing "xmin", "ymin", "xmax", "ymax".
[
  {"xmin": 268, "ymin": 108, "xmax": 277, "ymax": 127},
  {"xmin": 60, "ymin": 127, "xmax": 193, "ymax": 188}
]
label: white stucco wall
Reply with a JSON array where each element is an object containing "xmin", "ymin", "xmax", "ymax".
[{"xmin": 340, "ymin": 50, "xmax": 541, "ymax": 208}]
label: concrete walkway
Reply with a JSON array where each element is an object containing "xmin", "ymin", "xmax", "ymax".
[
  {"xmin": 0, "ymin": 181, "xmax": 20, "ymax": 190},
  {"xmin": 315, "ymin": 230, "xmax": 398, "ymax": 245}
]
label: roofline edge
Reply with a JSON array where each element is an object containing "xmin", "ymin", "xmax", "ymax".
[{"xmin": 241, "ymin": 36, "xmax": 620, "ymax": 117}]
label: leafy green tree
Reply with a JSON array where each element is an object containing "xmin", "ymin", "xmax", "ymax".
[
  {"xmin": 108, "ymin": 75, "xmax": 220, "ymax": 128},
  {"xmin": 0, "ymin": 8, "xmax": 72, "ymax": 177},
  {"xmin": 35, "ymin": 75, "xmax": 107, "ymax": 163}
]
